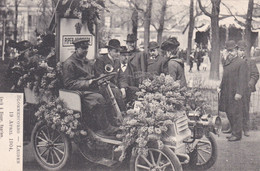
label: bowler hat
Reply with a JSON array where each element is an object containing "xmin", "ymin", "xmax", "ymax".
[
  {"xmin": 161, "ymin": 37, "xmax": 180, "ymax": 51},
  {"xmin": 107, "ymin": 39, "xmax": 121, "ymax": 50},
  {"xmin": 237, "ymin": 40, "xmax": 247, "ymax": 50},
  {"xmin": 125, "ymin": 34, "xmax": 138, "ymax": 42},
  {"xmin": 148, "ymin": 41, "xmax": 159, "ymax": 50},
  {"xmin": 225, "ymin": 40, "xmax": 237, "ymax": 50}
]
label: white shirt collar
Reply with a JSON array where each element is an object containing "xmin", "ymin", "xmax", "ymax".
[{"xmin": 108, "ymin": 54, "xmax": 113, "ymax": 61}]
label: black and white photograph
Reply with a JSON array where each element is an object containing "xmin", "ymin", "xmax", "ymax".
[{"xmin": 0, "ymin": 0, "xmax": 260, "ymax": 170}]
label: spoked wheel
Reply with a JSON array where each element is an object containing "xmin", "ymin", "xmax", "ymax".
[
  {"xmin": 188, "ymin": 132, "xmax": 217, "ymax": 170},
  {"xmin": 31, "ymin": 121, "xmax": 72, "ymax": 170},
  {"xmin": 130, "ymin": 146, "xmax": 183, "ymax": 171}
]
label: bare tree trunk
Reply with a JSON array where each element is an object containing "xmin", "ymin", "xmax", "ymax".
[
  {"xmin": 157, "ymin": 0, "xmax": 167, "ymax": 45},
  {"xmin": 14, "ymin": 0, "xmax": 18, "ymax": 41},
  {"xmin": 187, "ymin": 0, "xmax": 194, "ymax": 64},
  {"xmin": 144, "ymin": 0, "xmax": 153, "ymax": 53},
  {"xmin": 210, "ymin": 14, "xmax": 220, "ymax": 80},
  {"xmin": 131, "ymin": 8, "xmax": 138, "ymax": 40},
  {"xmin": 245, "ymin": 0, "xmax": 254, "ymax": 58},
  {"xmin": 198, "ymin": 0, "xmax": 221, "ymax": 80}
]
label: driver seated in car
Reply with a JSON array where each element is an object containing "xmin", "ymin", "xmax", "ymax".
[{"xmin": 62, "ymin": 39, "xmax": 118, "ymax": 135}]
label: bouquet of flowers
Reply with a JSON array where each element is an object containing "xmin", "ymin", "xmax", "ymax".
[
  {"xmin": 35, "ymin": 98, "xmax": 87, "ymax": 138},
  {"xmin": 115, "ymin": 74, "xmax": 208, "ymax": 161},
  {"xmin": 17, "ymin": 60, "xmax": 63, "ymax": 102}
]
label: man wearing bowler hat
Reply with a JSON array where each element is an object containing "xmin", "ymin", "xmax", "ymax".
[
  {"xmin": 94, "ymin": 39, "xmax": 127, "ymax": 116},
  {"xmin": 62, "ymin": 38, "xmax": 117, "ymax": 135},
  {"xmin": 219, "ymin": 40, "xmax": 249, "ymax": 141},
  {"xmin": 125, "ymin": 34, "xmax": 147, "ymax": 83},
  {"xmin": 237, "ymin": 40, "xmax": 259, "ymax": 137}
]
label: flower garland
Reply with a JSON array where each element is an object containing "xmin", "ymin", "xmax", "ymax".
[
  {"xmin": 115, "ymin": 74, "xmax": 208, "ymax": 161},
  {"xmin": 35, "ymin": 98, "xmax": 87, "ymax": 138},
  {"xmin": 64, "ymin": 0, "xmax": 106, "ymax": 35}
]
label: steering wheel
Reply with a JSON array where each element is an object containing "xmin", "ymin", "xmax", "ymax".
[{"xmin": 92, "ymin": 72, "xmax": 117, "ymax": 83}]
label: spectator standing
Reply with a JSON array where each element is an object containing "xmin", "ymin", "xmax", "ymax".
[
  {"xmin": 237, "ymin": 40, "xmax": 259, "ymax": 137},
  {"xmin": 219, "ymin": 40, "xmax": 249, "ymax": 141},
  {"xmin": 146, "ymin": 41, "xmax": 165, "ymax": 75},
  {"xmin": 160, "ymin": 37, "xmax": 187, "ymax": 87}
]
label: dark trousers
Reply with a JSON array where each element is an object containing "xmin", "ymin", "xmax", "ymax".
[
  {"xmin": 99, "ymin": 86, "xmax": 126, "ymax": 125},
  {"xmin": 226, "ymin": 99, "xmax": 243, "ymax": 138},
  {"xmin": 242, "ymin": 93, "xmax": 251, "ymax": 132},
  {"xmin": 81, "ymin": 91, "xmax": 109, "ymax": 131}
]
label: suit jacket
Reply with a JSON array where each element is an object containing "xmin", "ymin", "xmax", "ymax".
[
  {"xmin": 129, "ymin": 50, "xmax": 147, "ymax": 73},
  {"xmin": 121, "ymin": 61, "xmax": 139, "ymax": 87},
  {"xmin": 94, "ymin": 54, "xmax": 128, "ymax": 88}
]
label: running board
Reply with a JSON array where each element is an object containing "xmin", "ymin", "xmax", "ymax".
[{"xmin": 95, "ymin": 158, "xmax": 118, "ymax": 167}]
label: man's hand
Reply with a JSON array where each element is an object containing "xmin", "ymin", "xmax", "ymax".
[
  {"xmin": 234, "ymin": 93, "xmax": 242, "ymax": 100},
  {"xmin": 120, "ymin": 88, "xmax": 126, "ymax": 99},
  {"xmin": 217, "ymin": 87, "xmax": 221, "ymax": 93}
]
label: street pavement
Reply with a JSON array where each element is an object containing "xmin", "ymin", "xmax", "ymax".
[{"xmin": 23, "ymin": 130, "xmax": 260, "ymax": 171}]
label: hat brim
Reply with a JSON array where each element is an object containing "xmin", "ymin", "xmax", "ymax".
[
  {"xmin": 106, "ymin": 45, "xmax": 122, "ymax": 50},
  {"xmin": 149, "ymin": 46, "xmax": 159, "ymax": 50}
]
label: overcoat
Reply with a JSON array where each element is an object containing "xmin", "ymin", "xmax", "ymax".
[{"xmin": 219, "ymin": 57, "xmax": 249, "ymax": 114}]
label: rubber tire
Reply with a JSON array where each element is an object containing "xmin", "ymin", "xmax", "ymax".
[
  {"xmin": 129, "ymin": 145, "xmax": 183, "ymax": 171},
  {"xmin": 189, "ymin": 132, "xmax": 218, "ymax": 170},
  {"xmin": 31, "ymin": 121, "xmax": 72, "ymax": 171}
]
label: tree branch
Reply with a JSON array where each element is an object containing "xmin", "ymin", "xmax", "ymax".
[
  {"xmin": 128, "ymin": 0, "xmax": 145, "ymax": 13},
  {"xmin": 221, "ymin": 2, "xmax": 246, "ymax": 26},
  {"xmin": 197, "ymin": 0, "xmax": 212, "ymax": 17},
  {"xmin": 151, "ymin": 23, "xmax": 158, "ymax": 31}
]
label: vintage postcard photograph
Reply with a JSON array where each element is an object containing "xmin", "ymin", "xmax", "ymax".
[{"xmin": 0, "ymin": 0, "xmax": 260, "ymax": 170}]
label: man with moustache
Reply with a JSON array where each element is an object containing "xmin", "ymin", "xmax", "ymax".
[
  {"xmin": 62, "ymin": 39, "xmax": 117, "ymax": 135},
  {"xmin": 219, "ymin": 40, "xmax": 249, "ymax": 141}
]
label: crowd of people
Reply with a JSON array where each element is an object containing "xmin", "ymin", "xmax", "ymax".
[
  {"xmin": 62, "ymin": 34, "xmax": 188, "ymax": 136},
  {"xmin": 5, "ymin": 32, "xmax": 259, "ymax": 139}
]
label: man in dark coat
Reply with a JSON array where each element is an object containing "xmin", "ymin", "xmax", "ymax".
[
  {"xmin": 237, "ymin": 40, "xmax": 259, "ymax": 137},
  {"xmin": 125, "ymin": 34, "xmax": 147, "ymax": 82},
  {"xmin": 146, "ymin": 41, "xmax": 166, "ymax": 76},
  {"xmin": 119, "ymin": 46, "xmax": 139, "ymax": 103},
  {"xmin": 160, "ymin": 37, "xmax": 187, "ymax": 87},
  {"xmin": 219, "ymin": 40, "xmax": 249, "ymax": 141},
  {"xmin": 94, "ymin": 39, "xmax": 127, "ymax": 113},
  {"xmin": 62, "ymin": 39, "xmax": 117, "ymax": 134}
]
